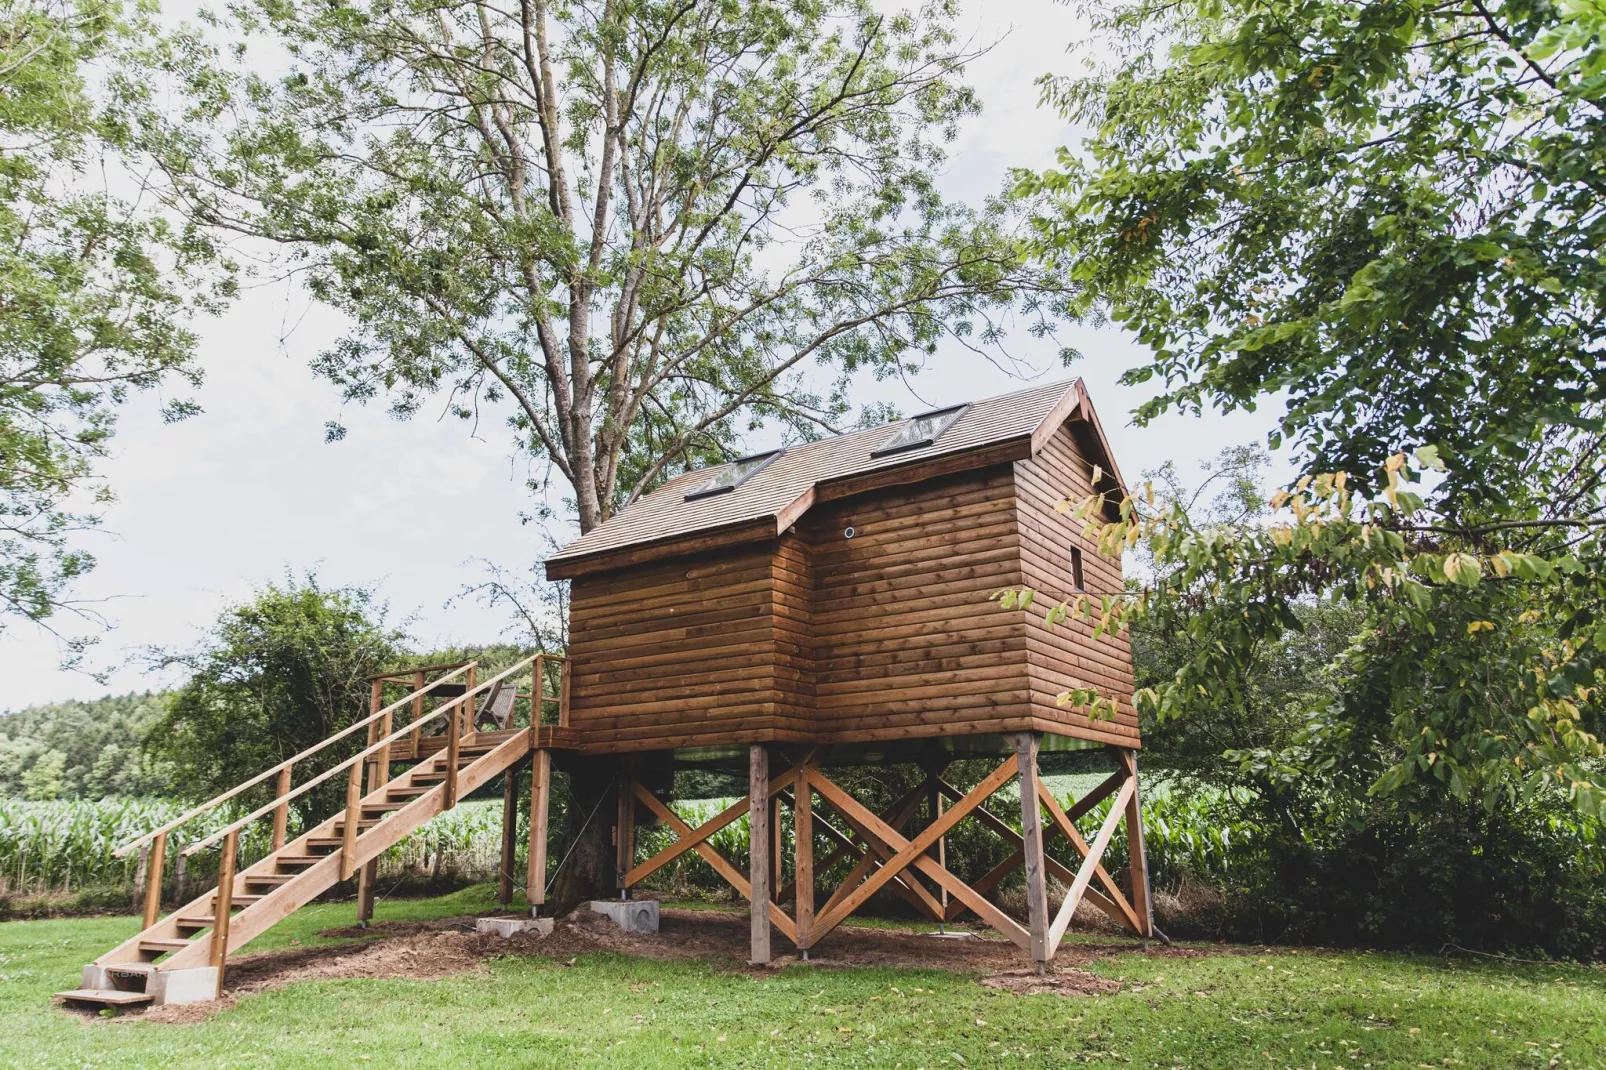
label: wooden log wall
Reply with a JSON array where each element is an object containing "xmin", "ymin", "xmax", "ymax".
[
  {"xmin": 1012, "ymin": 423, "xmax": 1140, "ymax": 747},
  {"xmin": 800, "ymin": 465, "xmax": 1034, "ymax": 743},
  {"xmin": 564, "ymin": 421, "xmax": 1137, "ymax": 754}
]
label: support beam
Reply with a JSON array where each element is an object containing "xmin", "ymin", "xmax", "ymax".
[
  {"xmin": 749, "ymin": 744, "xmax": 771, "ymax": 965},
  {"xmin": 1047, "ymin": 775, "xmax": 1136, "ymax": 953},
  {"xmin": 1014, "ymin": 732, "xmax": 1050, "ymax": 967},
  {"xmin": 527, "ymin": 748, "xmax": 551, "ymax": 914}
]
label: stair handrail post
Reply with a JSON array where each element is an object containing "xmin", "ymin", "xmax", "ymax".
[
  {"xmin": 141, "ymin": 831, "xmax": 167, "ymax": 930},
  {"xmin": 464, "ymin": 663, "xmax": 477, "ymax": 737},
  {"xmin": 341, "ymin": 759, "xmax": 362, "ymax": 882},
  {"xmin": 558, "ymin": 656, "xmax": 571, "ymax": 728},
  {"xmin": 409, "ymin": 669, "xmax": 425, "ymax": 752},
  {"xmin": 444, "ymin": 699, "xmax": 462, "ymax": 809},
  {"xmin": 271, "ymin": 764, "xmax": 293, "ymax": 852},
  {"xmin": 211, "ymin": 828, "xmax": 238, "ymax": 998},
  {"xmin": 530, "ymin": 653, "xmax": 544, "ymax": 727}
]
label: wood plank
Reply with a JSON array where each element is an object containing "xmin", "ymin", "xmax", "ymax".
[
  {"xmin": 1036, "ymin": 779, "xmax": 1143, "ymax": 934},
  {"xmin": 528, "ymin": 748, "xmax": 551, "ymax": 907}
]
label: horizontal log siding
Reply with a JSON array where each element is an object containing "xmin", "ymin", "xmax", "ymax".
[
  {"xmin": 802, "ymin": 466, "xmax": 1034, "ymax": 739},
  {"xmin": 567, "ymin": 545, "xmax": 791, "ymax": 751},
  {"xmin": 1012, "ymin": 423, "xmax": 1140, "ymax": 746}
]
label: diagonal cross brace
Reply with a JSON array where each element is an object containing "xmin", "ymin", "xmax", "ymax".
[
  {"xmin": 627, "ymin": 775, "xmax": 799, "ymax": 944},
  {"xmin": 808, "ymin": 760, "xmax": 1031, "ymax": 950}
]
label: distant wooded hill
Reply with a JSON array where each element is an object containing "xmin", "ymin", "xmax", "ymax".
[{"xmin": 0, "ymin": 693, "xmax": 174, "ymax": 800}]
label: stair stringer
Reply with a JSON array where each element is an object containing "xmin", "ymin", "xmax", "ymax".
[{"xmin": 94, "ymin": 729, "xmax": 534, "ymax": 974}]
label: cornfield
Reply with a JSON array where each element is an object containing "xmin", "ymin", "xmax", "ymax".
[{"xmin": 1, "ymin": 786, "xmax": 1249, "ymax": 903}]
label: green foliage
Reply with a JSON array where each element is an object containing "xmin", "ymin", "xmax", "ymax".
[
  {"xmin": 144, "ymin": 573, "xmax": 406, "ymax": 809},
  {"xmin": 1020, "ymin": 0, "xmax": 1606, "ymax": 513},
  {"xmin": 0, "ymin": 0, "xmax": 229, "ymax": 641},
  {"xmin": 0, "ymin": 691, "xmax": 170, "ymax": 799},
  {"xmin": 153, "ymin": 0, "xmax": 1065, "ymax": 532}
]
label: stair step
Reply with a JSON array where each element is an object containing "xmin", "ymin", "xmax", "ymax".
[
  {"xmin": 106, "ymin": 963, "xmax": 156, "ymax": 977},
  {"xmin": 245, "ymin": 873, "xmax": 295, "ymax": 886},
  {"xmin": 362, "ymin": 801, "xmax": 408, "ymax": 812},
  {"xmin": 138, "ymin": 938, "xmax": 190, "ymax": 955},
  {"xmin": 387, "ymin": 786, "xmax": 432, "ymax": 797},
  {"xmin": 274, "ymin": 855, "xmax": 323, "ymax": 868},
  {"xmin": 329, "ymin": 820, "xmax": 381, "ymax": 833},
  {"xmin": 54, "ymin": 988, "xmax": 153, "ymax": 1007}
]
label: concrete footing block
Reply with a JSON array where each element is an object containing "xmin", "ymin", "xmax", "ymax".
[
  {"xmin": 81, "ymin": 964, "xmax": 112, "ymax": 991},
  {"xmin": 476, "ymin": 916, "xmax": 554, "ymax": 938},
  {"xmin": 587, "ymin": 899, "xmax": 659, "ymax": 933},
  {"xmin": 149, "ymin": 966, "xmax": 219, "ymax": 1006}
]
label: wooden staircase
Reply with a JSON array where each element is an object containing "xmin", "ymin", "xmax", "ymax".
[{"xmin": 56, "ymin": 655, "xmax": 566, "ymax": 1010}]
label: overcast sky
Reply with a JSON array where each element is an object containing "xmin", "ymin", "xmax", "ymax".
[{"xmin": 0, "ymin": 0, "xmax": 1284, "ymax": 710}]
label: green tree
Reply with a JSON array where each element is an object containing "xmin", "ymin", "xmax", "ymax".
[
  {"xmin": 0, "ymin": 690, "xmax": 170, "ymax": 798},
  {"xmin": 0, "ymin": 0, "xmax": 229, "ymax": 643},
  {"xmin": 19, "ymin": 748, "xmax": 65, "ymax": 799},
  {"xmin": 156, "ymin": 0, "xmax": 1063, "ymax": 532},
  {"xmin": 145, "ymin": 574, "xmax": 406, "ymax": 807},
  {"xmin": 1010, "ymin": 0, "xmax": 1606, "ymax": 814}
]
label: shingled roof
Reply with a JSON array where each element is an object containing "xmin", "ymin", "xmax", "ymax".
[{"xmin": 545, "ymin": 378, "xmax": 1123, "ymax": 580}]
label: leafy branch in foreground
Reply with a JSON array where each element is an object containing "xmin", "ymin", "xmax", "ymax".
[
  {"xmin": 0, "ymin": 0, "xmax": 230, "ymax": 648},
  {"xmin": 1000, "ymin": 448, "xmax": 1605, "ymax": 817}
]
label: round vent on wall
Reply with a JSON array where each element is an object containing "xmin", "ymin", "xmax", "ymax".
[{"xmin": 843, "ymin": 526, "xmax": 856, "ymax": 539}]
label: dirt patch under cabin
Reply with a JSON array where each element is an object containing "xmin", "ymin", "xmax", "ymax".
[{"xmin": 130, "ymin": 906, "xmax": 1208, "ymax": 1023}]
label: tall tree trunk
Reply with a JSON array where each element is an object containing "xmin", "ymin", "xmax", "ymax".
[{"xmin": 547, "ymin": 757, "xmax": 619, "ymax": 913}]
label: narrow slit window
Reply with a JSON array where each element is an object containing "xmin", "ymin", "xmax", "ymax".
[
  {"xmin": 1070, "ymin": 546, "xmax": 1086, "ymax": 592},
  {"xmin": 683, "ymin": 449, "xmax": 783, "ymax": 501},
  {"xmin": 870, "ymin": 404, "xmax": 969, "ymax": 458}
]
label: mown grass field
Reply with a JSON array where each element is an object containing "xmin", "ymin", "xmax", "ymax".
[{"xmin": 2, "ymin": 884, "xmax": 1603, "ymax": 1068}]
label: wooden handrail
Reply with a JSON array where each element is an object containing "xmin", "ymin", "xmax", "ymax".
[
  {"xmin": 368, "ymin": 659, "xmax": 474, "ymax": 681},
  {"xmin": 183, "ymin": 654, "xmax": 544, "ymax": 857},
  {"xmin": 114, "ymin": 662, "xmax": 475, "ymax": 858}
]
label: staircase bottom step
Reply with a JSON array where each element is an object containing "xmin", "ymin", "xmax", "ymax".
[{"xmin": 54, "ymin": 988, "xmax": 153, "ymax": 1007}]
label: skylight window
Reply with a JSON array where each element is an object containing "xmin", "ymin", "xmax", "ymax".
[
  {"xmin": 870, "ymin": 404, "xmax": 969, "ymax": 458},
  {"xmin": 683, "ymin": 449, "xmax": 783, "ymax": 501}
]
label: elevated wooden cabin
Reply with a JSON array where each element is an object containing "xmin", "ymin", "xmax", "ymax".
[
  {"xmin": 60, "ymin": 381, "xmax": 1155, "ymax": 1013},
  {"xmin": 546, "ymin": 379, "xmax": 1137, "ymax": 759}
]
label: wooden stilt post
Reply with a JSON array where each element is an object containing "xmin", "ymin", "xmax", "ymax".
[
  {"xmin": 142, "ymin": 832, "xmax": 167, "ymax": 930},
  {"xmin": 527, "ymin": 748, "xmax": 551, "ymax": 915},
  {"xmin": 1015, "ymin": 732, "xmax": 1051, "ymax": 970},
  {"xmin": 794, "ymin": 761, "xmax": 814, "ymax": 956},
  {"xmin": 499, "ymin": 759, "xmax": 522, "ymax": 908},
  {"xmin": 212, "ymin": 829, "xmax": 238, "ymax": 998},
  {"xmin": 1118, "ymin": 748, "xmax": 1155, "ymax": 942},
  {"xmin": 749, "ymin": 744, "xmax": 771, "ymax": 965},
  {"xmin": 616, "ymin": 772, "xmax": 636, "ymax": 898}
]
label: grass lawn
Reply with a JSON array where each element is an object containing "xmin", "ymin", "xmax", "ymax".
[{"xmin": 2, "ymin": 885, "xmax": 1603, "ymax": 1068}]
